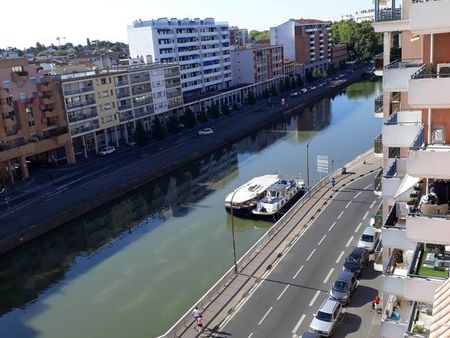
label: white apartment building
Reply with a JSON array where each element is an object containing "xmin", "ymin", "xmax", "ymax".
[
  {"xmin": 372, "ymin": 0, "xmax": 450, "ymax": 337},
  {"xmin": 342, "ymin": 9, "xmax": 375, "ymax": 23},
  {"xmin": 270, "ymin": 19, "xmax": 332, "ymax": 72},
  {"xmin": 127, "ymin": 18, "xmax": 232, "ymax": 97},
  {"xmin": 229, "ymin": 26, "xmax": 249, "ymax": 46},
  {"xmin": 230, "ymin": 44, "xmax": 283, "ymax": 85}
]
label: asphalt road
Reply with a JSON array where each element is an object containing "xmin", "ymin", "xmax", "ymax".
[{"xmin": 215, "ymin": 172, "xmax": 381, "ymax": 338}]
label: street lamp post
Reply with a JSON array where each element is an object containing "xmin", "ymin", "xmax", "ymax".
[
  {"xmin": 229, "ymin": 189, "xmax": 240, "ymax": 274},
  {"xmin": 306, "ymin": 142, "xmax": 310, "ymax": 188}
]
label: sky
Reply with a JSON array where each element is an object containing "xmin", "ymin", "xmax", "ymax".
[{"xmin": 1, "ymin": 0, "xmax": 373, "ymax": 49}]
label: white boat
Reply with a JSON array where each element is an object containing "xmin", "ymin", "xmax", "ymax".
[
  {"xmin": 252, "ymin": 176, "xmax": 306, "ymax": 217},
  {"xmin": 224, "ymin": 175, "xmax": 280, "ymax": 216}
]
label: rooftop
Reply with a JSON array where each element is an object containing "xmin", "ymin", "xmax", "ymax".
[{"xmin": 294, "ymin": 18, "xmax": 330, "ymax": 25}]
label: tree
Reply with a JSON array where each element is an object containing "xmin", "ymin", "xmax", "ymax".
[
  {"xmin": 152, "ymin": 118, "xmax": 165, "ymax": 140},
  {"xmin": 247, "ymin": 91, "xmax": 256, "ymax": 105},
  {"xmin": 86, "ymin": 38, "xmax": 91, "ymax": 47},
  {"xmin": 222, "ymin": 104, "xmax": 230, "ymax": 116},
  {"xmin": 208, "ymin": 104, "xmax": 221, "ymax": 119},
  {"xmin": 270, "ymin": 84, "xmax": 278, "ymax": 97},
  {"xmin": 327, "ymin": 63, "xmax": 337, "ymax": 76},
  {"xmin": 262, "ymin": 89, "xmax": 270, "ymax": 99},
  {"xmin": 135, "ymin": 120, "xmax": 148, "ymax": 146},
  {"xmin": 167, "ymin": 115, "xmax": 180, "ymax": 134},
  {"xmin": 184, "ymin": 108, "xmax": 196, "ymax": 128},
  {"xmin": 305, "ymin": 70, "xmax": 314, "ymax": 83},
  {"xmin": 312, "ymin": 68, "xmax": 322, "ymax": 80},
  {"xmin": 198, "ymin": 110, "xmax": 208, "ymax": 123},
  {"xmin": 296, "ymin": 75, "xmax": 304, "ymax": 88},
  {"xmin": 248, "ymin": 30, "xmax": 270, "ymax": 42}
]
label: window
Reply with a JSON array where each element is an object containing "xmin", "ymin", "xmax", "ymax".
[
  {"xmin": 28, "ymin": 120, "xmax": 35, "ymax": 127},
  {"xmin": 26, "ymin": 107, "xmax": 33, "ymax": 116},
  {"xmin": 19, "ymin": 92, "xmax": 27, "ymax": 101},
  {"xmin": 11, "ymin": 66, "xmax": 23, "ymax": 73}
]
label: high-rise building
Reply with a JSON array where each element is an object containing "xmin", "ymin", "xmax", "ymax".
[
  {"xmin": 270, "ymin": 19, "xmax": 332, "ymax": 72},
  {"xmin": 0, "ymin": 58, "xmax": 74, "ymax": 183},
  {"xmin": 229, "ymin": 26, "xmax": 249, "ymax": 46},
  {"xmin": 230, "ymin": 43, "xmax": 283, "ymax": 85},
  {"xmin": 58, "ymin": 63, "xmax": 183, "ymax": 156},
  {"xmin": 372, "ymin": 0, "xmax": 450, "ymax": 336},
  {"xmin": 127, "ymin": 18, "xmax": 232, "ymax": 97}
]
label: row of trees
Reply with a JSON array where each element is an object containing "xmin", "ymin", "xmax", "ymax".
[
  {"xmin": 248, "ymin": 30, "xmax": 270, "ymax": 42},
  {"xmin": 331, "ymin": 20, "xmax": 383, "ymax": 61}
]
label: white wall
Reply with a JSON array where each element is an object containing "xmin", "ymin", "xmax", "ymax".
[
  {"xmin": 270, "ymin": 20, "xmax": 295, "ymax": 62},
  {"xmin": 231, "ymin": 49, "xmax": 254, "ymax": 85},
  {"xmin": 127, "ymin": 26, "xmax": 156, "ymax": 62}
]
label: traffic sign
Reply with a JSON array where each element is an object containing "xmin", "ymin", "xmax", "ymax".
[{"xmin": 317, "ymin": 155, "xmax": 329, "ymax": 174}]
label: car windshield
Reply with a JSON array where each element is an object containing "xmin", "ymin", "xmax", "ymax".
[
  {"xmin": 361, "ymin": 234, "xmax": 374, "ymax": 242},
  {"xmin": 346, "ymin": 255, "xmax": 360, "ymax": 264},
  {"xmin": 316, "ymin": 311, "xmax": 332, "ymax": 322},
  {"xmin": 333, "ymin": 280, "xmax": 348, "ymax": 292}
]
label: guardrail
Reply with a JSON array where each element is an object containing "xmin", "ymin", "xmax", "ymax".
[{"xmin": 154, "ymin": 162, "xmax": 350, "ymax": 338}]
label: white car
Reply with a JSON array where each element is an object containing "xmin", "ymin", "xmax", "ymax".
[
  {"xmin": 98, "ymin": 146, "xmax": 116, "ymax": 156},
  {"xmin": 198, "ymin": 128, "xmax": 214, "ymax": 136},
  {"xmin": 289, "ymin": 92, "xmax": 299, "ymax": 97},
  {"xmin": 357, "ymin": 226, "xmax": 379, "ymax": 253}
]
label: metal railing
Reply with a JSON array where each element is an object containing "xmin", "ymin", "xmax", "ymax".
[
  {"xmin": 375, "ymin": 7, "xmax": 402, "ymax": 22},
  {"xmin": 373, "ymin": 203, "xmax": 383, "ymax": 229},
  {"xmin": 374, "ymin": 133, "xmax": 383, "ymax": 154},
  {"xmin": 155, "ymin": 165, "xmax": 344, "ymax": 338},
  {"xmin": 385, "ymin": 158, "xmax": 398, "ymax": 178},
  {"xmin": 374, "ymin": 170, "xmax": 383, "ymax": 193},
  {"xmin": 410, "ymin": 126, "xmax": 424, "ymax": 150},
  {"xmin": 385, "ymin": 111, "xmax": 398, "ymax": 125},
  {"xmin": 385, "ymin": 59, "xmax": 424, "ymax": 70},
  {"xmin": 411, "ymin": 63, "xmax": 450, "ymax": 79},
  {"xmin": 375, "ymin": 94, "xmax": 383, "ymax": 114}
]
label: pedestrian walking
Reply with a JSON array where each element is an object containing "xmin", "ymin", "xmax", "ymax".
[
  {"xmin": 192, "ymin": 306, "xmax": 202, "ymax": 331},
  {"xmin": 331, "ymin": 177, "xmax": 336, "ymax": 191}
]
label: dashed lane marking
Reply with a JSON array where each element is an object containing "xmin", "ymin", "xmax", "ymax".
[
  {"xmin": 329, "ymin": 222, "xmax": 336, "ymax": 232},
  {"xmin": 306, "ymin": 249, "xmax": 316, "ymax": 261},
  {"xmin": 337, "ymin": 211, "xmax": 344, "ymax": 219},
  {"xmin": 277, "ymin": 285, "xmax": 290, "ymax": 301},
  {"xmin": 323, "ymin": 268, "xmax": 335, "ymax": 284},
  {"xmin": 355, "ymin": 222, "xmax": 363, "ymax": 233},
  {"xmin": 346, "ymin": 236, "xmax": 354, "ymax": 247},
  {"xmin": 258, "ymin": 306, "xmax": 273, "ymax": 325},
  {"xmin": 336, "ymin": 251, "xmax": 345, "ymax": 263},
  {"xmin": 293, "ymin": 265, "xmax": 304, "ymax": 280},
  {"xmin": 318, "ymin": 234, "xmax": 327, "ymax": 246},
  {"xmin": 370, "ymin": 201, "xmax": 376, "ymax": 209},
  {"xmin": 354, "ymin": 191, "xmax": 362, "ymax": 199},
  {"xmin": 345, "ymin": 201, "xmax": 352, "ymax": 209},
  {"xmin": 292, "ymin": 314, "xmax": 306, "ymax": 335},
  {"xmin": 309, "ymin": 290, "xmax": 321, "ymax": 307},
  {"xmin": 363, "ymin": 211, "xmax": 369, "ymax": 220}
]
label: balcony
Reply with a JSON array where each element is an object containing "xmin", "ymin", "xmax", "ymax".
[
  {"xmin": 117, "ymin": 103, "xmax": 132, "ymax": 112},
  {"xmin": 410, "ymin": 0, "xmax": 450, "ymax": 34},
  {"xmin": 381, "ymin": 295, "xmax": 412, "ymax": 338},
  {"xmin": 374, "ymin": 53, "xmax": 384, "ymax": 77},
  {"xmin": 408, "ymin": 130, "xmax": 450, "ymax": 180},
  {"xmin": 374, "ymin": 94, "xmax": 384, "ymax": 118},
  {"xmin": 383, "ymin": 60, "xmax": 423, "ymax": 92},
  {"xmin": 374, "ymin": 133, "xmax": 383, "ymax": 158},
  {"xmin": 40, "ymin": 97, "xmax": 54, "ymax": 106},
  {"xmin": 66, "ymin": 99, "xmax": 96, "ymax": 110},
  {"xmin": 409, "ymin": 64, "xmax": 450, "ymax": 108},
  {"xmin": 382, "ymin": 158, "xmax": 408, "ymax": 198},
  {"xmin": 373, "ymin": 0, "xmax": 410, "ymax": 33},
  {"xmin": 382, "ymin": 204, "xmax": 416, "ymax": 250},
  {"xmin": 114, "ymin": 80, "xmax": 129, "ymax": 87},
  {"xmin": 374, "ymin": 169, "xmax": 383, "ymax": 196},
  {"xmin": 38, "ymin": 82, "xmax": 53, "ymax": 92},
  {"xmin": 11, "ymin": 70, "xmax": 29, "ymax": 82},
  {"xmin": 373, "ymin": 203, "xmax": 383, "ymax": 229},
  {"xmin": 382, "ymin": 110, "xmax": 422, "ymax": 147},
  {"xmin": 42, "ymin": 109, "xmax": 59, "ymax": 119},
  {"xmin": 405, "ymin": 302, "xmax": 433, "ymax": 338}
]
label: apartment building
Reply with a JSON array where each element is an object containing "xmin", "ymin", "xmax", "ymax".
[
  {"xmin": 0, "ymin": 58, "xmax": 74, "ymax": 184},
  {"xmin": 127, "ymin": 17, "xmax": 232, "ymax": 97},
  {"xmin": 342, "ymin": 9, "xmax": 376, "ymax": 23},
  {"xmin": 270, "ymin": 19, "xmax": 332, "ymax": 72},
  {"xmin": 229, "ymin": 26, "xmax": 249, "ymax": 46},
  {"xmin": 58, "ymin": 63, "xmax": 183, "ymax": 156},
  {"xmin": 372, "ymin": 0, "xmax": 450, "ymax": 336},
  {"xmin": 331, "ymin": 44, "xmax": 348, "ymax": 68},
  {"xmin": 230, "ymin": 43, "xmax": 283, "ymax": 85}
]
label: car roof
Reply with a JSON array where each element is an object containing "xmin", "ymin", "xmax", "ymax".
[
  {"xmin": 319, "ymin": 298, "xmax": 339, "ymax": 313},
  {"xmin": 361, "ymin": 226, "xmax": 376, "ymax": 236},
  {"xmin": 335, "ymin": 270, "xmax": 355, "ymax": 282},
  {"xmin": 350, "ymin": 247, "xmax": 367, "ymax": 256}
]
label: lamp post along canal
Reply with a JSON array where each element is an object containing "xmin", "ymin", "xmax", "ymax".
[{"xmin": 230, "ymin": 189, "xmax": 239, "ymax": 273}]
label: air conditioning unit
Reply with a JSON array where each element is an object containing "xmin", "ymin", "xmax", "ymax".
[{"xmin": 437, "ymin": 63, "xmax": 450, "ymax": 78}]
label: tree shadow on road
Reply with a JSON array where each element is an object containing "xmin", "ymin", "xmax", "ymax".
[
  {"xmin": 333, "ymin": 312, "xmax": 362, "ymax": 338},
  {"xmin": 347, "ymin": 285, "xmax": 378, "ymax": 308},
  {"xmin": 359, "ymin": 262, "xmax": 381, "ymax": 281}
]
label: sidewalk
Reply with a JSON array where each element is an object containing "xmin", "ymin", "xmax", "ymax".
[
  {"xmin": 0, "ymin": 65, "xmax": 371, "ymax": 255},
  {"xmin": 167, "ymin": 150, "xmax": 381, "ymax": 338}
]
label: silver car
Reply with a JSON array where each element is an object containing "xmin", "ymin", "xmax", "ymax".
[
  {"xmin": 329, "ymin": 271, "xmax": 357, "ymax": 305},
  {"xmin": 309, "ymin": 298, "xmax": 344, "ymax": 337}
]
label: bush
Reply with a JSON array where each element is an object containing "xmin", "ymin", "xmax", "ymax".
[
  {"xmin": 208, "ymin": 104, "xmax": 221, "ymax": 119},
  {"xmin": 183, "ymin": 108, "xmax": 196, "ymax": 128},
  {"xmin": 134, "ymin": 120, "xmax": 148, "ymax": 146},
  {"xmin": 198, "ymin": 110, "xmax": 208, "ymax": 123},
  {"xmin": 248, "ymin": 91, "xmax": 256, "ymax": 105},
  {"xmin": 152, "ymin": 118, "xmax": 165, "ymax": 140},
  {"xmin": 167, "ymin": 115, "xmax": 180, "ymax": 134},
  {"xmin": 222, "ymin": 105, "xmax": 230, "ymax": 116}
]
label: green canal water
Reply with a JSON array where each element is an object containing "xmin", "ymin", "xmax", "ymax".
[{"xmin": 0, "ymin": 79, "xmax": 382, "ymax": 338}]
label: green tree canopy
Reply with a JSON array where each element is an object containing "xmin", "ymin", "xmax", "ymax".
[
  {"xmin": 249, "ymin": 30, "xmax": 270, "ymax": 42},
  {"xmin": 135, "ymin": 120, "xmax": 148, "ymax": 146}
]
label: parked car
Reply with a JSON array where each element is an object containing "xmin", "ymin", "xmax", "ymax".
[
  {"xmin": 98, "ymin": 146, "xmax": 116, "ymax": 156},
  {"xmin": 127, "ymin": 140, "xmax": 137, "ymax": 147},
  {"xmin": 309, "ymin": 298, "xmax": 344, "ymax": 337},
  {"xmin": 329, "ymin": 271, "xmax": 357, "ymax": 305},
  {"xmin": 301, "ymin": 88, "xmax": 308, "ymax": 93},
  {"xmin": 290, "ymin": 91, "xmax": 299, "ymax": 97},
  {"xmin": 198, "ymin": 128, "xmax": 214, "ymax": 136},
  {"xmin": 357, "ymin": 226, "xmax": 380, "ymax": 253},
  {"xmin": 343, "ymin": 247, "xmax": 369, "ymax": 276}
]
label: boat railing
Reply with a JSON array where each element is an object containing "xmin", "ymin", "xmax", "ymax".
[{"xmin": 154, "ymin": 158, "xmax": 349, "ymax": 338}]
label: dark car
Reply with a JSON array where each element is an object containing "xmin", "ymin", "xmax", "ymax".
[
  {"xmin": 329, "ymin": 271, "xmax": 357, "ymax": 304},
  {"xmin": 343, "ymin": 247, "xmax": 369, "ymax": 276}
]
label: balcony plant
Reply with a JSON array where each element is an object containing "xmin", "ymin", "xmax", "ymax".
[{"xmin": 393, "ymin": 249, "xmax": 404, "ymax": 265}]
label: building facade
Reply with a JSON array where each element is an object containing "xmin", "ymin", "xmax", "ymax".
[
  {"xmin": 372, "ymin": 0, "xmax": 450, "ymax": 336},
  {"xmin": 0, "ymin": 58, "xmax": 74, "ymax": 184},
  {"xmin": 270, "ymin": 19, "xmax": 332, "ymax": 72},
  {"xmin": 127, "ymin": 18, "xmax": 232, "ymax": 96},
  {"xmin": 342, "ymin": 9, "xmax": 375, "ymax": 23},
  {"xmin": 331, "ymin": 44, "xmax": 348, "ymax": 67},
  {"xmin": 229, "ymin": 26, "xmax": 249, "ymax": 46},
  {"xmin": 58, "ymin": 63, "xmax": 183, "ymax": 156},
  {"xmin": 231, "ymin": 44, "xmax": 283, "ymax": 85}
]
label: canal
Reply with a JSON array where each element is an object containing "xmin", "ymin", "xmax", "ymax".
[{"xmin": 0, "ymin": 79, "xmax": 382, "ymax": 338}]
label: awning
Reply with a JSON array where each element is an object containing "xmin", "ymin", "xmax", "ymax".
[{"xmin": 394, "ymin": 174, "xmax": 420, "ymax": 199}]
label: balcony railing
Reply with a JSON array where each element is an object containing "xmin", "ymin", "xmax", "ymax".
[
  {"xmin": 375, "ymin": 7, "xmax": 402, "ymax": 22},
  {"xmin": 374, "ymin": 170, "xmax": 383, "ymax": 194},
  {"xmin": 115, "ymin": 80, "xmax": 129, "ymax": 87},
  {"xmin": 66, "ymin": 99, "xmax": 96, "ymax": 110},
  {"xmin": 373, "ymin": 203, "xmax": 383, "ymax": 229},
  {"xmin": 385, "ymin": 157, "xmax": 399, "ymax": 178},
  {"xmin": 374, "ymin": 133, "xmax": 383, "ymax": 154},
  {"xmin": 410, "ymin": 126, "xmax": 425, "ymax": 151},
  {"xmin": 386, "ymin": 59, "xmax": 424, "ymax": 70},
  {"xmin": 118, "ymin": 103, "xmax": 132, "ymax": 111},
  {"xmin": 375, "ymin": 94, "xmax": 384, "ymax": 115},
  {"xmin": 405, "ymin": 302, "xmax": 432, "ymax": 338}
]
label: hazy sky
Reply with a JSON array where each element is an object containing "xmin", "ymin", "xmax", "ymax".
[{"xmin": 2, "ymin": 0, "xmax": 373, "ymax": 49}]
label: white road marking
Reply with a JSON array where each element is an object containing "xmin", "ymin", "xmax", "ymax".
[
  {"xmin": 354, "ymin": 191, "xmax": 362, "ymax": 199},
  {"xmin": 318, "ymin": 234, "xmax": 327, "ymax": 246},
  {"xmin": 363, "ymin": 211, "xmax": 369, "ymax": 220},
  {"xmin": 293, "ymin": 265, "xmax": 304, "ymax": 279},
  {"xmin": 309, "ymin": 290, "xmax": 321, "ymax": 307},
  {"xmin": 346, "ymin": 236, "xmax": 354, "ymax": 247},
  {"xmin": 292, "ymin": 314, "xmax": 306, "ymax": 334},
  {"xmin": 277, "ymin": 285, "xmax": 290, "ymax": 301},
  {"xmin": 337, "ymin": 211, "xmax": 344, "ymax": 219},
  {"xmin": 345, "ymin": 201, "xmax": 352, "ymax": 209},
  {"xmin": 336, "ymin": 251, "xmax": 345, "ymax": 263},
  {"xmin": 365, "ymin": 183, "xmax": 372, "ymax": 189},
  {"xmin": 258, "ymin": 306, "xmax": 273, "ymax": 325},
  {"xmin": 370, "ymin": 201, "xmax": 376, "ymax": 209},
  {"xmin": 328, "ymin": 221, "xmax": 336, "ymax": 232},
  {"xmin": 248, "ymin": 333, "xmax": 254, "ymax": 338},
  {"xmin": 355, "ymin": 222, "xmax": 363, "ymax": 233},
  {"xmin": 323, "ymin": 268, "xmax": 335, "ymax": 284},
  {"xmin": 306, "ymin": 249, "xmax": 316, "ymax": 261}
]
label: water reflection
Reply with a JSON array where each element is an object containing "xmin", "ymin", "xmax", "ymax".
[{"xmin": 0, "ymin": 80, "xmax": 381, "ymax": 338}]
